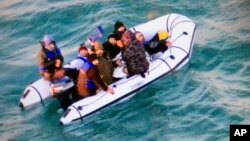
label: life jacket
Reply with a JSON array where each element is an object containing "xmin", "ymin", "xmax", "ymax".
[
  {"xmin": 43, "ymin": 47, "xmax": 62, "ymax": 61},
  {"xmin": 81, "ymin": 62, "xmax": 97, "ymax": 89},
  {"xmin": 76, "ymin": 56, "xmax": 88, "ymax": 63}
]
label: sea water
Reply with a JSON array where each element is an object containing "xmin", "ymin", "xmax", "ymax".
[{"xmin": 0, "ymin": 0, "xmax": 249, "ymax": 141}]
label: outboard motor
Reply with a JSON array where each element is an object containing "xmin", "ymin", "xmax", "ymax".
[{"xmin": 19, "ymin": 77, "xmax": 74, "ymax": 109}]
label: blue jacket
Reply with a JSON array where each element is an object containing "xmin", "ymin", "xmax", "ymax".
[{"xmin": 40, "ymin": 47, "xmax": 64, "ymax": 73}]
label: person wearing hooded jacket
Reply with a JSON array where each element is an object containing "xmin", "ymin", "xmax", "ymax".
[
  {"xmin": 37, "ymin": 35, "xmax": 64, "ymax": 81},
  {"xmin": 113, "ymin": 21, "xmax": 126, "ymax": 40},
  {"xmin": 102, "ymin": 33, "xmax": 123, "ymax": 68}
]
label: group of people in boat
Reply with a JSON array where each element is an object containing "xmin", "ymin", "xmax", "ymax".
[{"xmin": 37, "ymin": 21, "xmax": 172, "ymax": 110}]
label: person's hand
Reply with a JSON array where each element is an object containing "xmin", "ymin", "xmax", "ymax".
[
  {"xmin": 42, "ymin": 72, "xmax": 51, "ymax": 80},
  {"xmin": 55, "ymin": 59, "xmax": 61, "ymax": 68},
  {"xmin": 53, "ymin": 69, "xmax": 65, "ymax": 80},
  {"xmin": 166, "ymin": 42, "xmax": 172, "ymax": 48},
  {"xmin": 116, "ymin": 60, "xmax": 122, "ymax": 66},
  {"xmin": 123, "ymin": 67, "xmax": 128, "ymax": 74},
  {"xmin": 49, "ymin": 85, "xmax": 60, "ymax": 97},
  {"xmin": 107, "ymin": 87, "xmax": 114, "ymax": 95},
  {"xmin": 87, "ymin": 38, "xmax": 95, "ymax": 46}
]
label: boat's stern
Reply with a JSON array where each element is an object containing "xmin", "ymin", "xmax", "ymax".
[
  {"xmin": 19, "ymin": 86, "xmax": 44, "ymax": 108},
  {"xmin": 19, "ymin": 79, "xmax": 50, "ymax": 108}
]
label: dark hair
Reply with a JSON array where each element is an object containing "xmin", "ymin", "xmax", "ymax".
[
  {"xmin": 87, "ymin": 53, "xmax": 98, "ymax": 62},
  {"xmin": 108, "ymin": 33, "xmax": 119, "ymax": 40},
  {"xmin": 78, "ymin": 46, "xmax": 88, "ymax": 53},
  {"xmin": 114, "ymin": 21, "xmax": 124, "ymax": 30}
]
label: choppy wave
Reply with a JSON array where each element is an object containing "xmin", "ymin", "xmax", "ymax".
[{"xmin": 0, "ymin": 0, "xmax": 249, "ymax": 141}]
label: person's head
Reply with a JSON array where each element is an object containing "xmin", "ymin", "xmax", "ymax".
[
  {"xmin": 135, "ymin": 31, "xmax": 145, "ymax": 42},
  {"xmin": 114, "ymin": 21, "xmax": 126, "ymax": 33},
  {"xmin": 42, "ymin": 35, "xmax": 56, "ymax": 51},
  {"xmin": 107, "ymin": 34, "xmax": 119, "ymax": 46},
  {"xmin": 87, "ymin": 53, "xmax": 99, "ymax": 65},
  {"xmin": 95, "ymin": 49, "xmax": 104, "ymax": 57},
  {"xmin": 121, "ymin": 30, "xmax": 135, "ymax": 47},
  {"xmin": 78, "ymin": 44, "xmax": 88, "ymax": 57}
]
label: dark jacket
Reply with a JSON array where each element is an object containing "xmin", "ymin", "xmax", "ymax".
[
  {"xmin": 102, "ymin": 41, "xmax": 120, "ymax": 60},
  {"xmin": 144, "ymin": 40, "xmax": 167, "ymax": 55},
  {"xmin": 122, "ymin": 40, "xmax": 149, "ymax": 75},
  {"xmin": 97, "ymin": 56, "xmax": 114, "ymax": 85},
  {"xmin": 143, "ymin": 32, "xmax": 168, "ymax": 55}
]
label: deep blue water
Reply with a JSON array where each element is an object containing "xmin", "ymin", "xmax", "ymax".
[{"xmin": 0, "ymin": 0, "xmax": 250, "ymax": 141}]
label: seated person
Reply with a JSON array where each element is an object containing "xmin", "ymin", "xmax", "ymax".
[
  {"xmin": 95, "ymin": 49, "xmax": 114, "ymax": 85},
  {"xmin": 49, "ymin": 65, "xmax": 83, "ymax": 110},
  {"xmin": 113, "ymin": 21, "xmax": 127, "ymax": 39},
  {"xmin": 135, "ymin": 31, "xmax": 172, "ymax": 55},
  {"xmin": 66, "ymin": 43, "xmax": 89, "ymax": 70},
  {"xmin": 49, "ymin": 77, "xmax": 75, "ymax": 111},
  {"xmin": 76, "ymin": 54, "xmax": 114, "ymax": 100},
  {"xmin": 121, "ymin": 30, "xmax": 149, "ymax": 77},
  {"xmin": 48, "ymin": 66, "xmax": 80, "ymax": 111},
  {"xmin": 102, "ymin": 33, "xmax": 122, "ymax": 68},
  {"xmin": 102, "ymin": 33, "xmax": 120, "ymax": 60},
  {"xmin": 37, "ymin": 35, "xmax": 64, "ymax": 81}
]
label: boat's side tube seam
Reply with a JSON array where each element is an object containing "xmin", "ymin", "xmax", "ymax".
[
  {"xmin": 171, "ymin": 46, "xmax": 189, "ymax": 55},
  {"xmin": 30, "ymin": 86, "xmax": 44, "ymax": 105},
  {"xmin": 166, "ymin": 14, "xmax": 171, "ymax": 32},
  {"xmin": 71, "ymin": 105, "xmax": 83, "ymax": 122},
  {"xmin": 170, "ymin": 15, "xmax": 182, "ymax": 31},
  {"xmin": 188, "ymin": 25, "xmax": 197, "ymax": 55},
  {"xmin": 155, "ymin": 58, "xmax": 172, "ymax": 71},
  {"xmin": 171, "ymin": 20, "xmax": 193, "ymax": 31}
]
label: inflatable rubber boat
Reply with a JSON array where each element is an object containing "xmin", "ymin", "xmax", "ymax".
[
  {"xmin": 59, "ymin": 13, "xmax": 197, "ymax": 125},
  {"xmin": 19, "ymin": 13, "xmax": 196, "ymax": 125}
]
